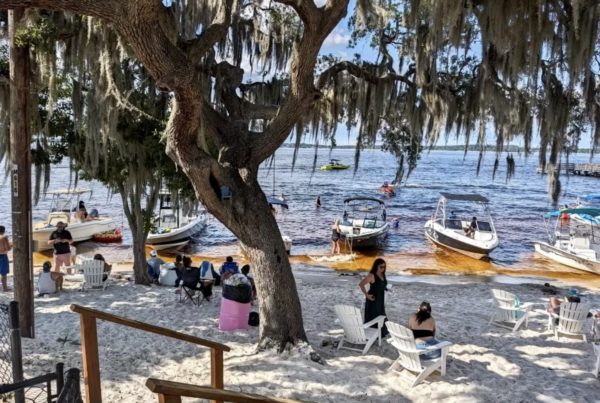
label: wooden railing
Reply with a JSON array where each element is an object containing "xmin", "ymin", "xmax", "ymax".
[
  {"xmin": 70, "ymin": 304, "xmax": 231, "ymax": 403},
  {"xmin": 145, "ymin": 378, "xmax": 315, "ymax": 403}
]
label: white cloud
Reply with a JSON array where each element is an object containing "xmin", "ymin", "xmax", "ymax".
[{"xmin": 324, "ymin": 28, "xmax": 351, "ymax": 46}]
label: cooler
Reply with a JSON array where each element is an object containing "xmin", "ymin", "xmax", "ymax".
[{"xmin": 219, "ymin": 298, "xmax": 251, "ymax": 331}]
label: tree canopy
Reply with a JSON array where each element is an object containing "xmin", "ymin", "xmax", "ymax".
[{"xmin": 1, "ymin": 0, "xmax": 600, "ymax": 350}]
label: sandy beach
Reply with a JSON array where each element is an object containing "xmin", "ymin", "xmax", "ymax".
[{"xmin": 2, "ymin": 267, "xmax": 599, "ymax": 403}]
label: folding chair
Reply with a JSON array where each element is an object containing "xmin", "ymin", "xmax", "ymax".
[{"xmin": 180, "ymin": 284, "xmax": 202, "ymax": 305}]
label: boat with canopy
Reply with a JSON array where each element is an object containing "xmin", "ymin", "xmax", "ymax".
[
  {"xmin": 534, "ymin": 208, "xmax": 600, "ymax": 275},
  {"xmin": 338, "ymin": 197, "xmax": 389, "ymax": 248},
  {"xmin": 424, "ymin": 193, "xmax": 499, "ymax": 260},
  {"xmin": 572, "ymin": 195, "xmax": 600, "ymax": 226}
]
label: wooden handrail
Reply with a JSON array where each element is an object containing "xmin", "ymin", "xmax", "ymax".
[
  {"xmin": 146, "ymin": 379, "xmax": 316, "ymax": 403},
  {"xmin": 70, "ymin": 304, "xmax": 230, "ymax": 352},
  {"xmin": 71, "ymin": 304, "xmax": 229, "ymax": 403}
]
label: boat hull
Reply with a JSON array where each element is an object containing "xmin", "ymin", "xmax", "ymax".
[
  {"xmin": 146, "ymin": 217, "xmax": 205, "ymax": 250},
  {"xmin": 320, "ymin": 165, "xmax": 350, "ymax": 170},
  {"xmin": 32, "ymin": 219, "xmax": 116, "ymax": 251},
  {"xmin": 342, "ymin": 225, "xmax": 389, "ymax": 249},
  {"xmin": 534, "ymin": 241, "xmax": 600, "ymax": 275},
  {"xmin": 424, "ymin": 223, "xmax": 497, "ymax": 260}
]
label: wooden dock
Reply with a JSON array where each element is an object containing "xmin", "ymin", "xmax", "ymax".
[{"xmin": 537, "ymin": 163, "xmax": 600, "ymax": 177}]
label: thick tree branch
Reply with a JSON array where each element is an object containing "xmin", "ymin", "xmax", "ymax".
[
  {"xmin": 274, "ymin": 0, "xmax": 319, "ymax": 24},
  {"xmin": 0, "ymin": 0, "xmax": 124, "ymax": 21},
  {"xmin": 243, "ymin": 101, "xmax": 280, "ymax": 120},
  {"xmin": 316, "ymin": 61, "xmax": 416, "ymax": 89},
  {"xmin": 182, "ymin": 0, "xmax": 234, "ymax": 64}
]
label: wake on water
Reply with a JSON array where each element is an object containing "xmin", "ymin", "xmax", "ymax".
[{"xmin": 308, "ymin": 254, "xmax": 357, "ymax": 262}]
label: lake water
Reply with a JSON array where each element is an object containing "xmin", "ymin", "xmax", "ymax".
[{"xmin": 1, "ymin": 148, "xmax": 599, "ymax": 284}]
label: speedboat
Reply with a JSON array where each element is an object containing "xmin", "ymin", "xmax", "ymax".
[
  {"xmin": 424, "ymin": 193, "xmax": 499, "ymax": 260},
  {"xmin": 571, "ymin": 195, "xmax": 600, "ymax": 225},
  {"xmin": 32, "ymin": 188, "xmax": 116, "ymax": 251},
  {"xmin": 338, "ymin": 197, "xmax": 389, "ymax": 248},
  {"xmin": 534, "ymin": 208, "xmax": 600, "ymax": 275},
  {"xmin": 320, "ymin": 159, "xmax": 350, "ymax": 170},
  {"xmin": 146, "ymin": 191, "xmax": 206, "ymax": 250}
]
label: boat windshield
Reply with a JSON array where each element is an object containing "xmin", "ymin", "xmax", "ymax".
[
  {"xmin": 444, "ymin": 219, "xmax": 462, "ymax": 230},
  {"xmin": 477, "ymin": 221, "xmax": 493, "ymax": 232}
]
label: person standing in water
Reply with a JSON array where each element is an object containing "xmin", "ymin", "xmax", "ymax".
[
  {"xmin": 315, "ymin": 195, "xmax": 322, "ymax": 208},
  {"xmin": 359, "ymin": 258, "xmax": 389, "ymax": 337},
  {"xmin": 331, "ymin": 219, "xmax": 341, "ymax": 254},
  {"xmin": 0, "ymin": 226, "xmax": 11, "ymax": 292}
]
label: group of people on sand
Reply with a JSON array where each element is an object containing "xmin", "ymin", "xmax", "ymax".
[{"xmin": 359, "ymin": 258, "xmax": 441, "ymax": 357}]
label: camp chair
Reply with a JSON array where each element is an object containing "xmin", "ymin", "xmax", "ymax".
[
  {"xmin": 387, "ymin": 321, "xmax": 452, "ymax": 387},
  {"xmin": 333, "ymin": 305, "xmax": 385, "ymax": 355},
  {"xmin": 489, "ymin": 289, "xmax": 533, "ymax": 332}
]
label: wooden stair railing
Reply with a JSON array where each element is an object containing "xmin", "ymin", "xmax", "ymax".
[
  {"xmin": 70, "ymin": 304, "xmax": 231, "ymax": 403},
  {"xmin": 146, "ymin": 378, "xmax": 316, "ymax": 403}
]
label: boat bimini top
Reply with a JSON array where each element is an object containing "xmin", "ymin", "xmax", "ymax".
[
  {"xmin": 544, "ymin": 208, "xmax": 600, "ymax": 218},
  {"xmin": 439, "ymin": 193, "xmax": 489, "ymax": 203}
]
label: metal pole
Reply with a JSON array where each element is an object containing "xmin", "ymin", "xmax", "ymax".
[{"xmin": 9, "ymin": 302, "xmax": 24, "ymax": 403}]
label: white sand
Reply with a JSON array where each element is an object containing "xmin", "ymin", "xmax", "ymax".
[{"xmin": 4, "ymin": 275, "xmax": 600, "ymax": 402}]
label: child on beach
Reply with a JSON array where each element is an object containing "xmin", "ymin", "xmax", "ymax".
[
  {"xmin": 0, "ymin": 226, "xmax": 11, "ymax": 292},
  {"xmin": 70, "ymin": 242, "xmax": 77, "ymax": 266}
]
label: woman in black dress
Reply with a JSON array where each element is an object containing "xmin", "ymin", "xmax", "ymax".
[{"xmin": 359, "ymin": 258, "xmax": 389, "ymax": 336}]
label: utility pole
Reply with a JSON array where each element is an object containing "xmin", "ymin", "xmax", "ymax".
[{"xmin": 9, "ymin": 8, "xmax": 34, "ymax": 338}]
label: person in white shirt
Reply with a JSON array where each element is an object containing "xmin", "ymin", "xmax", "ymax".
[{"xmin": 38, "ymin": 261, "xmax": 64, "ymax": 295}]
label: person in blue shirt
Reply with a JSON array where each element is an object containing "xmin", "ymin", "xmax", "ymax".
[{"xmin": 448, "ymin": 211, "xmax": 457, "ymax": 219}]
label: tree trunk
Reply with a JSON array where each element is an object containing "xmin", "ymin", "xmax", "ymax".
[
  {"xmin": 9, "ymin": 8, "xmax": 34, "ymax": 338},
  {"xmin": 130, "ymin": 231, "xmax": 150, "ymax": 286},
  {"xmin": 204, "ymin": 176, "xmax": 307, "ymax": 351}
]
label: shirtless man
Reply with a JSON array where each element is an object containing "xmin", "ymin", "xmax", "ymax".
[{"xmin": 0, "ymin": 226, "xmax": 12, "ymax": 292}]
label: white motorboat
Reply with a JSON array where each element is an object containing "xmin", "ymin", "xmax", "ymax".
[
  {"xmin": 424, "ymin": 193, "xmax": 499, "ymax": 260},
  {"xmin": 571, "ymin": 195, "xmax": 600, "ymax": 226},
  {"xmin": 338, "ymin": 197, "xmax": 389, "ymax": 249},
  {"xmin": 32, "ymin": 188, "xmax": 116, "ymax": 251},
  {"xmin": 534, "ymin": 207, "xmax": 600, "ymax": 275},
  {"xmin": 146, "ymin": 191, "xmax": 206, "ymax": 251}
]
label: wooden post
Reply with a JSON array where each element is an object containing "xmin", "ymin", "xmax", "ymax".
[
  {"xmin": 8, "ymin": 7, "xmax": 34, "ymax": 339},
  {"xmin": 80, "ymin": 315, "xmax": 102, "ymax": 403},
  {"xmin": 210, "ymin": 348, "xmax": 224, "ymax": 403},
  {"xmin": 158, "ymin": 395, "xmax": 182, "ymax": 403}
]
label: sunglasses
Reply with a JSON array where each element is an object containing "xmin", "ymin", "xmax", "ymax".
[{"xmin": 379, "ymin": 265, "xmax": 386, "ymax": 269}]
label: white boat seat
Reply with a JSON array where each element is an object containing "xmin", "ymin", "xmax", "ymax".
[
  {"xmin": 571, "ymin": 236, "xmax": 591, "ymax": 249},
  {"xmin": 353, "ymin": 219, "xmax": 365, "ymax": 228}
]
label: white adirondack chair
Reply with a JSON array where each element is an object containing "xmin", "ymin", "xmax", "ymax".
[
  {"xmin": 547, "ymin": 302, "xmax": 590, "ymax": 342},
  {"xmin": 81, "ymin": 260, "xmax": 110, "ymax": 291},
  {"xmin": 334, "ymin": 305, "xmax": 386, "ymax": 355},
  {"xmin": 489, "ymin": 289, "xmax": 533, "ymax": 332},
  {"xmin": 386, "ymin": 321, "xmax": 452, "ymax": 387}
]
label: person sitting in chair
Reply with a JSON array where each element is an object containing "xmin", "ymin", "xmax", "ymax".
[
  {"xmin": 220, "ymin": 256, "xmax": 239, "ymax": 281},
  {"xmin": 178, "ymin": 256, "xmax": 204, "ymax": 302},
  {"xmin": 93, "ymin": 254, "xmax": 112, "ymax": 281},
  {"xmin": 38, "ymin": 261, "xmax": 64, "ymax": 296},
  {"xmin": 408, "ymin": 302, "xmax": 440, "ymax": 359},
  {"xmin": 465, "ymin": 217, "xmax": 477, "ymax": 237}
]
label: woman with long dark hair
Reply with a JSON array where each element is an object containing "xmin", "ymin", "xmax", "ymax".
[
  {"xmin": 359, "ymin": 258, "xmax": 389, "ymax": 337},
  {"xmin": 408, "ymin": 301, "xmax": 440, "ymax": 359}
]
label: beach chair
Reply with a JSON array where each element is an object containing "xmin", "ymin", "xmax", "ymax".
[
  {"xmin": 386, "ymin": 321, "xmax": 452, "ymax": 387},
  {"xmin": 81, "ymin": 260, "xmax": 110, "ymax": 291},
  {"xmin": 489, "ymin": 289, "xmax": 533, "ymax": 332},
  {"xmin": 333, "ymin": 305, "xmax": 385, "ymax": 355},
  {"xmin": 547, "ymin": 302, "xmax": 590, "ymax": 342}
]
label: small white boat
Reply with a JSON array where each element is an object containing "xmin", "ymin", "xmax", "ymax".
[
  {"xmin": 338, "ymin": 197, "xmax": 389, "ymax": 249},
  {"xmin": 32, "ymin": 188, "xmax": 116, "ymax": 251},
  {"xmin": 534, "ymin": 207, "xmax": 600, "ymax": 275},
  {"xmin": 146, "ymin": 191, "xmax": 206, "ymax": 251},
  {"xmin": 424, "ymin": 193, "xmax": 499, "ymax": 260}
]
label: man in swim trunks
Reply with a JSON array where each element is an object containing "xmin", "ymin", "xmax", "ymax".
[
  {"xmin": 0, "ymin": 226, "xmax": 11, "ymax": 292},
  {"xmin": 48, "ymin": 222, "xmax": 73, "ymax": 272}
]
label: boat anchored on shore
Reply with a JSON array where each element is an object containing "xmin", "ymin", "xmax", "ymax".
[
  {"xmin": 338, "ymin": 197, "xmax": 389, "ymax": 249},
  {"xmin": 32, "ymin": 188, "xmax": 116, "ymax": 251},
  {"xmin": 534, "ymin": 208, "xmax": 600, "ymax": 275},
  {"xmin": 424, "ymin": 193, "xmax": 499, "ymax": 260}
]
